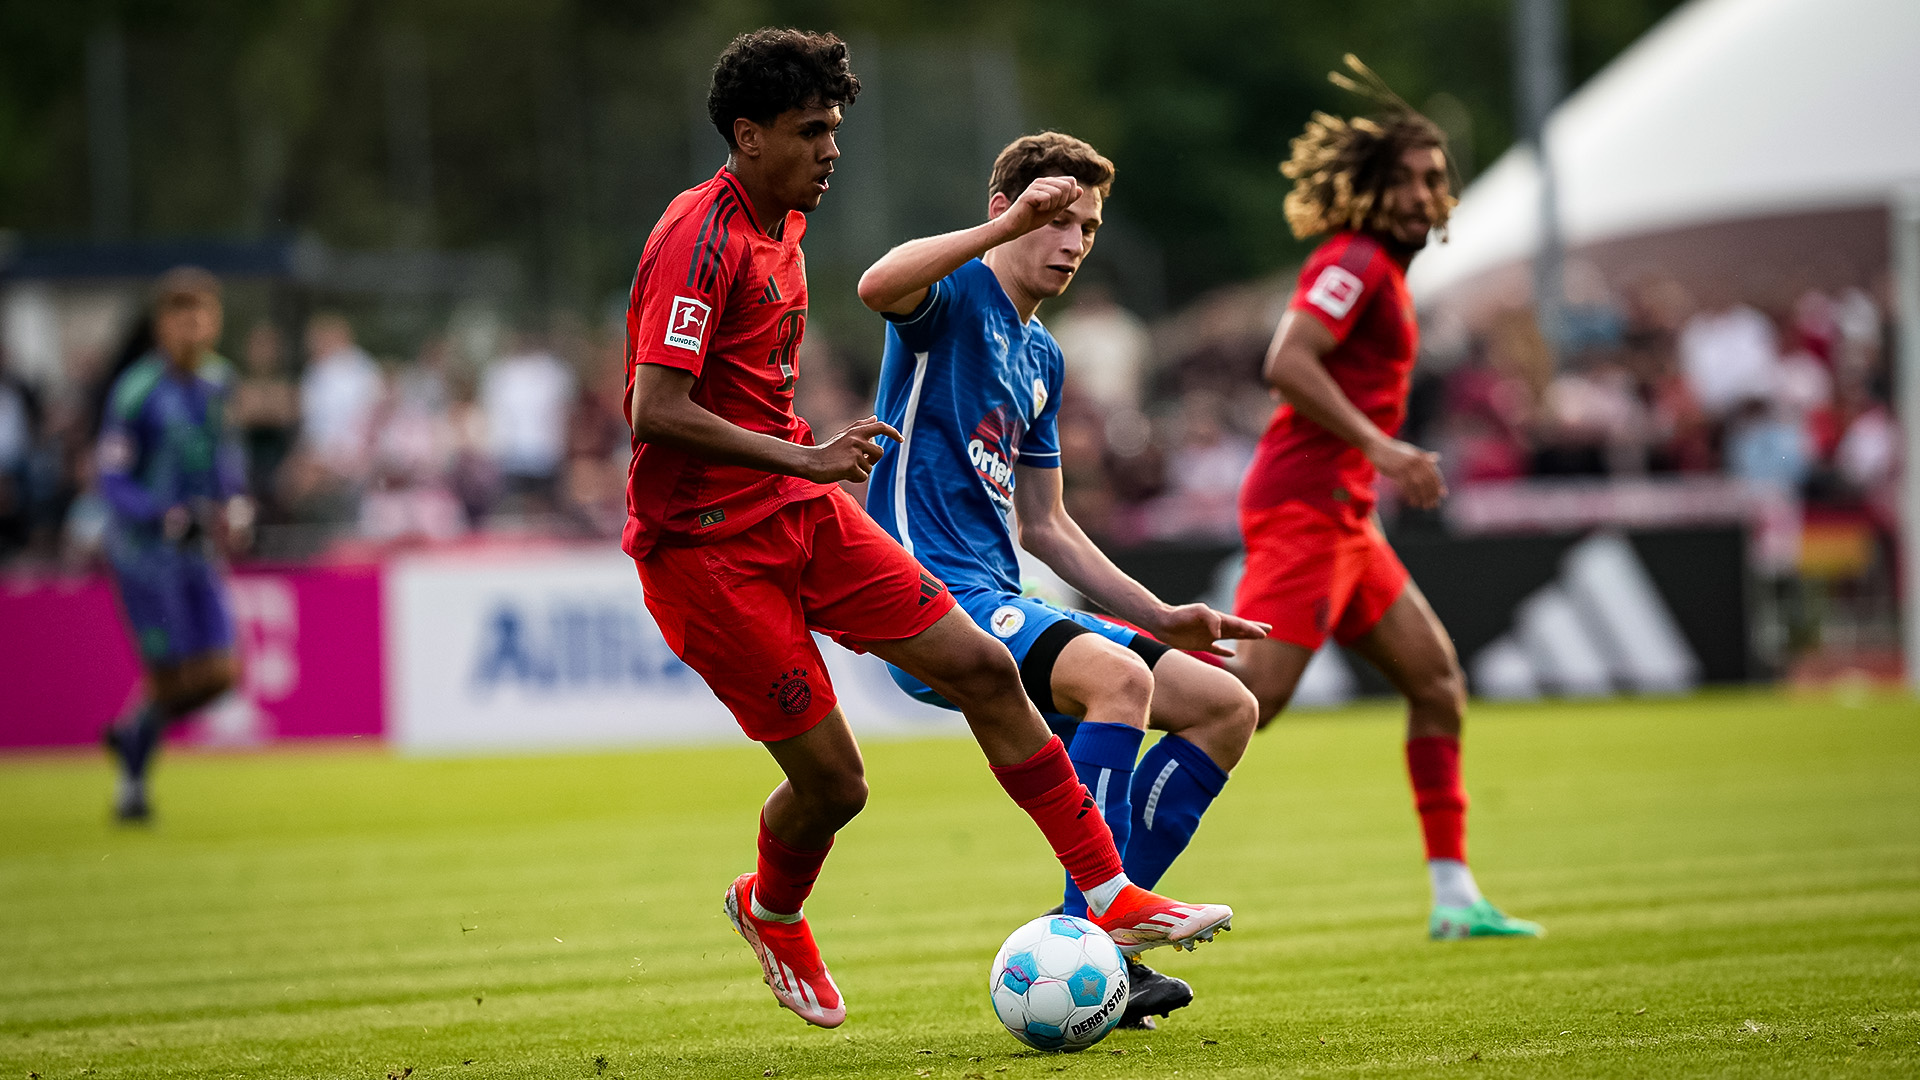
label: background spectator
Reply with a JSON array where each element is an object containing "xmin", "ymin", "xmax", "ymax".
[
  {"xmin": 481, "ymin": 332, "xmax": 574, "ymax": 514},
  {"xmin": 299, "ymin": 313, "xmax": 383, "ymax": 484}
]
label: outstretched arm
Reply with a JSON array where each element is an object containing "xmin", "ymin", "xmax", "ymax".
[
  {"xmin": 1013, "ymin": 464, "xmax": 1269, "ymax": 654},
  {"xmin": 1263, "ymin": 310, "xmax": 1446, "ymax": 508},
  {"xmin": 856, "ymin": 176, "xmax": 1084, "ymax": 315},
  {"xmin": 628, "ymin": 364, "xmax": 899, "ymax": 485}
]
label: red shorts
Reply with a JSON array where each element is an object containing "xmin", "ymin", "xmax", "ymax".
[
  {"xmin": 1235, "ymin": 501, "xmax": 1409, "ymax": 651},
  {"xmin": 636, "ymin": 486, "xmax": 955, "ymax": 742}
]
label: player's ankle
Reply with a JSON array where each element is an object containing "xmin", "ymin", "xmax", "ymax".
[
  {"xmin": 1082, "ymin": 874, "xmax": 1130, "ymax": 916},
  {"xmin": 749, "ymin": 885, "xmax": 805, "ymax": 924}
]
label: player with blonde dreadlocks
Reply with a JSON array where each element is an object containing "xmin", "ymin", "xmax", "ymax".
[{"xmin": 1227, "ymin": 56, "xmax": 1542, "ymax": 940}]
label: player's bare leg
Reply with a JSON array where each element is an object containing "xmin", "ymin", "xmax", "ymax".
[
  {"xmin": 1228, "ymin": 637, "xmax": 1315, "ymax": 729},
  {"xmin": 1145, "ymin": 651, "xmax": 1257, "ymax": 770},
  {"xmin": 872, "ymin": 608, "xmax": 1234, "ymax": 954},
  {"xmin": 1345, "ymin": 584, "xmax": 1541, "ymax": 939}
]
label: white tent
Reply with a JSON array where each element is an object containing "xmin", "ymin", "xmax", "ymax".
[{"xmin": 1407, "ymin": 0, "xmax": 1920, "ymax": 307}]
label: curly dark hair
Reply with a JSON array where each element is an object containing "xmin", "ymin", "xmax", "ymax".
[
  {"xmin": 1281, "ymin": 55, "xmax": 1455, "ymax": 240},
  {"xmin": 708, "ymin": 29, "xmax": 862, "ymax": 148},
  {"xmin": 988, "ymin": 132, "xmax": 1114, "ymax": 203}
]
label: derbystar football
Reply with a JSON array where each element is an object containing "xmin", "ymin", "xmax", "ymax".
[{"xmin": 988, "ymin": 914, "xmax": 1129, "ymax": 1051}]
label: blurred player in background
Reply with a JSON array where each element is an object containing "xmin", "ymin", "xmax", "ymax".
[
  {"xmin": 98, "ymin": 267, "xmax": 252, "ymax": 822},
  {"xmin": 857, "ymin": 133, "xmax": 1264, "ymax": 1028},
  {"xmin": 623, "ymin": 30, "xmax": 1232, "ymax": 1030},
  {"xmin": 1229, "ymin": 57, "xmax": 1541, "ymax": 940}
]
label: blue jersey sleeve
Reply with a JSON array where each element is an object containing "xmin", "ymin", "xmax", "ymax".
[
  {"xmin": 1019, "ymin": 338, "xmax": 1065, "ymax": 469},
  {"xmin": 881, "ymin": 275, "xmax": 955, "ymax": 353}
]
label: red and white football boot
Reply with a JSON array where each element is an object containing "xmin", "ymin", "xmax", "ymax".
[
  {"xmin": 1090, "ymin": 884, "xmax": 1234, "ymax": 956},
  {"xmin": 723, "ymin": 873, "xmax": 847, "ymax": 1028}
]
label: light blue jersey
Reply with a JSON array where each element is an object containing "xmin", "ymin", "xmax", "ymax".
[{"xmin": 866, "ymin": 258, "xmax": 1064, "ymax": 599}]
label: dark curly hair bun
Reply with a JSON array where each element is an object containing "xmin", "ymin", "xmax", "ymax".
[{"xmin": 708, "ymin": 29, "xmax": 862, "ymax": 148}]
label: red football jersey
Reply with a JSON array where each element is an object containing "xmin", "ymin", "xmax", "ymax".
[
  {"xmin": 622, "ymin": 167, "xmax": 831, "ymax": 559},
  {"xmin": 1240, "ymin": 231, "xmax": 1419, "ymax": 523}
]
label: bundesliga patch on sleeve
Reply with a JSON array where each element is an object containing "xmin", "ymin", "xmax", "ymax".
[
  {"xmin": 1305, "ymin": 265, "xmax": 1365, "ymax": 320},
  {"xmin": 664, "ymin": 296, "xmax": 712, "ymax": 352}
]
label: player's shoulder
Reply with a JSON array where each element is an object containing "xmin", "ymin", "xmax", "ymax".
[
  {"xmin": 1304, "ymin": 231, "xmax": 1387, "ymax": 280},
  {"xmin": 646, "ymin": 174, "xmax": 753, "ymax": 266},
  {"xmin": 109, "ymin": 354, "xmax": 168, "ymax": 421}
]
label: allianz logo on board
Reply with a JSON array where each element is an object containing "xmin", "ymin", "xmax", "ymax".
[{"xmin": 471, "ymin": 597, "xmax": 693, "ymax": 692}]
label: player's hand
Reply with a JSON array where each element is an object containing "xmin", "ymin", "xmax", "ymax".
[
  {"xmin": 1001, "ymin": 176, "xmax": 1082, "ymax": 237},
  {"xmin": 801, "ymin": 416, "xmax": 902, "ymax": 483},
  {"xmin": 1151, "ymin": 603, "xmax": 1272, "ymax": 656},
  {"xmin": 1366, "ymin": 438, "xmax": 1447, "ymax": 509}
]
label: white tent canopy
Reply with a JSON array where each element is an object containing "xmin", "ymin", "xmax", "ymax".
[{"xmin": 1407, "ymin": 0, "xmax": 1920, "ymax": 305}]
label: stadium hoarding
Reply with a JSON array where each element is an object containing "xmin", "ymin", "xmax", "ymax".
[
  {"xmin": 0, "ymin": 564, "xmax": 384, "ymax": 749},
  {"xmin": 384, "ymin": 547, "xmax": 967, "ymax": 755}
]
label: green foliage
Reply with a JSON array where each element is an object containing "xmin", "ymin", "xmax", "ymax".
[
  {"xmin": 2, "ymin": 691, "xmax": 1916, "ymax": 1077},
  {"xmin": 0, "ymin": 0, "xmax": 1683, "ymax": 331}
]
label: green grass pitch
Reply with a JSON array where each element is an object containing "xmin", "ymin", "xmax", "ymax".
[{"xmin": 2, "ymin": 692, "xmax": 1916, "ymax": 1078}]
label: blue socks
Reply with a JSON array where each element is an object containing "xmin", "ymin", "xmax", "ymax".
[
  {"xmin": 1060, "ymin": 721, "xmax": 1144, "ymax": 918},
  {"xmin": 1124, "ymin": 734, "xmax": 1229, "ymax": 892}
]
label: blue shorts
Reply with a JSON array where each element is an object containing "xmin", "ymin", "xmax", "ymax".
[
  {"xmin": 888, "ymin": 590, "xmax": 1168, "ymax": 724},
  {"xmin": 107, "ymin": 535, "xmax": 235, "ymax": 667}
]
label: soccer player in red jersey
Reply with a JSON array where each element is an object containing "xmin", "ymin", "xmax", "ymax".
[
  {"xmin": 1230, "ymin": 58, "xmax": 1542, "ymax": 940},
  {"xmin": 623, "ymin": 29, "xmax": 1232, "ymax": 1028}
]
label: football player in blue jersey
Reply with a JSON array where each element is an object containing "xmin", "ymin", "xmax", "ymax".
[
  {"xmin": 97, "ymin": 267, "xmax": 253, "ymax": 822},
  {"xmin": 857, "ymin": 133, "xmax": 1270, "ymax": 1028}
]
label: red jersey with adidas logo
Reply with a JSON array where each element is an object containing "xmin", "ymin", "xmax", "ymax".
[
  {"xmin": 622, "ymin": 167, "xmax": 831, "ymax": 559},
  {"xmin": 1241, "ymin": 231, "xmax": 1418, "ymax": 524}
]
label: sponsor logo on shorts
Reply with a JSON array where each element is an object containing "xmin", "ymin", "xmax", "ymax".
[
  {"xmin": 665, "ymin": 295, "xmax": 711, "ymax": 352},
  {"xmin": 697, "ymin": 507, "xmax": 727, "ymax": 528},
  {"xmin": 1305, "ymin": 265, "xmax": 1364, "ymax": 320},
  {"xmin": 766, "ymin": 667, "xmax": 814, "ymax": 716},
  {"xmin": 990, "ymin": 605, "xmax": 1026, "ymax": 638}
]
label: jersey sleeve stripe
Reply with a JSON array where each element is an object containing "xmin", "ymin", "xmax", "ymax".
[
  {"xmin": 891, "ymin": 350, "xmax": 935, "ymax": 557},
  {"xmin": 683, "ymin": 198, "xmax": 726, "ymax": 290},
  {"xmin": 1335, "ymin": 235, "xmax": 1377, "ymax": 276},
  {"xmin": 698, "ymin": 202, "xmax": 739, "ymax": 293}
]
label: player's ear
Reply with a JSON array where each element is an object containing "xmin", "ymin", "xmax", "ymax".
[
  {"xmin": 987, "ymin": 191, "xmax": 1012, "ymax": 219},
  {"xmin": 732, "ymin": 117, "xmax": 761, "ymax": 158}
]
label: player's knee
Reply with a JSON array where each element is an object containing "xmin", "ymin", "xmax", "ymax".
[
  {"xmin": 1408, "ymin": 661, "xmax": 1466, "ymax": 721},
  {"xmin": 817, "ymin": 773, "xmax": 869, "ymax": 823},
  {"xmin": 934, "ymin": 635, "xmax": 1025, "ymax": 712},
  {"xmin": 1091, "ymin": 651, "xmax": 1153, "ymax": 718},
  {"xmin": 1169, "ymin": 676, "xmax": 1258, "ymax": 769}
]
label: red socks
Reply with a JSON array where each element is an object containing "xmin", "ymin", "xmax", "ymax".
[
  {"xmin": 1405, "ymin": 735, "xmax": 1468, "ymax": 862},
  {"xmin": 992, "ymin": 736, "xmax": 1126, "ymax": 893},
  {"xmin": 755, "ymin": 811, "xmax": 832, "ymax": 916}
]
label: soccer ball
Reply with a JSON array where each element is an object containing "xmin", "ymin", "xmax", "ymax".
[{"xmin": 988, "ymin": 914, "xmax": 1129, "ymax": 1052}]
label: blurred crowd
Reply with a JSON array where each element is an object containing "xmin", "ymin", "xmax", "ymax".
[
  {"xmin": 1424, "ymin": 276, "xmax": 1899, "ymax": 515},
  {"xmin": 0, "ymin": 308, "xmax": 634, "ymax": 565},
  {"xmin": 0, "ymin": 272, "xmax": 1903, "ymax": 568}
]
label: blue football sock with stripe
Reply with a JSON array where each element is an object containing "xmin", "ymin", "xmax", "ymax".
[
  {"xmin": 1125, "ymin": 733, "xmax": 1229, "ymax": 891},
  {"xmin": 1060, "ymin": 720, "xmax": 1144, "ymax": 918}
]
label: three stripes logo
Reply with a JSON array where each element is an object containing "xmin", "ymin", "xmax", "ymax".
[
  {"xmin": 917, "ymin": 572, "xmax": 943, "ymax": 607},
  {"xmin": 758, "ymin": 274, "xmax": 782, "ymax": 305}
]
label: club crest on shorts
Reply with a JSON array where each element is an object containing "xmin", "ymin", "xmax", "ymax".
[
  {"xmin": 665, "ymin": 295, "xmax": 711, "ymax": 352},
  {"xmin": 990, "ymin": 605, "xmax": 1026, "ymax": 638},
  {"xmin": 766, "ymin": 668, "xmax": 813, "ymax": 716}
]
